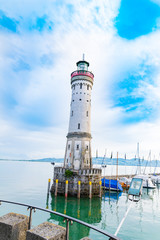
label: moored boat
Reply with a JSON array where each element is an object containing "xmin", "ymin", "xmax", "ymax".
[
  {"xmin": 119, "ymin": 177, "xmax": 131, "ymax": 190},
  {"xmin": 135, "ymin": 175, "xmax": 156, "ymax": 189},
  {"xmin": 151, "ymin": 175, "xmax": 160, "ymax": 184},
  {"xmin": 101, "ymin": 178, "xmax": 123, "ymax": 192}
]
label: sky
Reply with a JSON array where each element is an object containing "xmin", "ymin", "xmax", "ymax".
[{"xmin": 0, "ymin": 0, "xmax": 160, "ymax": 160}]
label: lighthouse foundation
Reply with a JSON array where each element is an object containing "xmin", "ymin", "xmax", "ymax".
[{"xmin": 51, "ymin": 167, "xmax": 102, "ymax": 197}]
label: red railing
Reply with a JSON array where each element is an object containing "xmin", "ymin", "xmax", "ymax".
[{"xmin": 71, "ymin": 70, "xmax": 94, "ymax": 79}]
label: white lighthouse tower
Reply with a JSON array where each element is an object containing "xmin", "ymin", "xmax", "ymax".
[
  {"xmin": 64, "ymin": 56, "xmax": 94, "ymax": 170},
  {"xmin": 51, "ymin": 57, "xmax": 102, "ymax": 197}
]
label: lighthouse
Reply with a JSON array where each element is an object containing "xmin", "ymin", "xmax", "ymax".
[
  {"xmin": 51, "ymin": 57, "xmax": 102, "ymax": 197},
  {"xmin": 64, "ymin": 57, "xmax": 94, "ymax": 170}
]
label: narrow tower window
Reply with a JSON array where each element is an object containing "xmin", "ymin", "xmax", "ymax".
[
  {"xmin": 71, "ymin": 111, "xmax": 73, "ymax": 116},
  {"xmin": 68, "ymin": 144, "xmax": 70, "ymax": 150},
  {"xmin": 80, "ymin": 83, "xmax": 82, "ymax": 89},
  {"xmin": 78, "ymin": 123, "xmax": 80, "ymax": 129},
  {"xmin": 86, "ymin": 145, "xmax": 89, "ymax": 150},
  {"xmin": 86, "ymin": 111, "xmax": 88, "ymax": 117},
  {"xmin": 76, "ymin": 145, "xmax": 79, "ymax": 150},
  {"xmin": 87, "ymin": 85, "xmax": 89, "ymax": 90},
  {"xmin": 73, "ymin": 85, "xmax": 75, "ymax": 90}
]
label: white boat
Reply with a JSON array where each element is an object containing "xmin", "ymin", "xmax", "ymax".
[
  {"xmin": 119, "ymin": 177, "xmax": 132, "ymax": 189},
  {"xmin": 135, "ymin": 175, "xmax": 156, "ymax": 189},
  {"xmin": 151, "ymin": 175, "xmax": 160, "ymax": 184}
]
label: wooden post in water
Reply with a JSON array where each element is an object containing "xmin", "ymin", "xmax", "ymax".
[
  {"xmin": 99, "ymin": 181, "xmax": 102, "ymax": 198},
  {"xmin": 116, "ymin": 152, "xmax": 118, "ymax": 191},
  {"xmin": 89, "ymin": 181, "xmax": 92, "ymax": 199},
  {"xmin": 55, "ymin": 179, "xmax": 58, "ymax": 197},
  {"xmin": 77, "ymin": 181, "xmax": 81, "ymax": 199},
  {"xmin": 77, "ymin": 199, "xmax": 80, "ymax": 218},
  {"xmin": 65, "ymin": 180, "xmax": 68, "ymax": 198},
  {"xmin": 47, "ymin": 178, "xmax": 51, "ymax": 195}
]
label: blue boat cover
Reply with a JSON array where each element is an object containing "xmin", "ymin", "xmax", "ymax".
[{"xmin": 101, "ymin": 178, "xmax": 123, "ymax": 192}]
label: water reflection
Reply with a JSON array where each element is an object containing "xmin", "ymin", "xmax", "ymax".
[
  {"xmin": 103, "ymin": 191, "xmax": 122, "ymax": 202},
  {"xmin": 1, "ymin": 161, "xmax": 160, "ymax": 239},
  {"xmin": 48, "ymin": 195, "xmax": 102, "ymax": 240}
]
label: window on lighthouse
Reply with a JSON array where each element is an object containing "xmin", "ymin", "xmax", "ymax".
[
  {"xmin": 78, "ymin": 123, "xmax": 80, "ymax": 129},
  {"xmin": 87, "ymin": 85, "xmax": 89, "ymax": 90},
  {"xmin": 86, "ymin": 111, "xmax": 88, "ymax": 117},
  {"xmin": 80, "ymin": 83, "xmax": 82, "ymax": 89},
  {"xmin": 71, "ymin": 111, "xmax": 73, "ymax": 116}
]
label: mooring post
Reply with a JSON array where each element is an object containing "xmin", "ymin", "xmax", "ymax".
[
  {"xmin": 77, "ymin": 199, "xmax": 80, "ymax": 218},
  {"xmin": 65, "ymin": 180, "xmax": 68, "ymax": 198},
  {"xmin": 89, "ymin": 181, "xmax": 92, "ymax": 199},
  {"xmin": 88, "ymin": 198, "xmax": 92, "ymax": 216},
  {"xmin": 55, "ymin": 179, "xmax": 58, "ymax": 197},
  {"xmin": 99, "ymin": 181, "xmax": 102, "ymax": 198},
  {"xmin": 64, "ymin": 199, "xmax": 67, "ymax": 214},
  {"xmin": 77, "ymin": 181, "xmax": 81, "ymax": 199},
  {"xmin": 47, "ymin": 178, "xmax": 51, "ymax": 195}
]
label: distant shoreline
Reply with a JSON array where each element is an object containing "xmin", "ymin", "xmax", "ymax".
[{"xmin": 0, "ymin": 157, "xmax": 159, "ymax": 167}]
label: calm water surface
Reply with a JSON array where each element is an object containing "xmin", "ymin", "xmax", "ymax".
[{"xmin": 0, "ymin": 161, "xmax": 160, "ymax": 240}]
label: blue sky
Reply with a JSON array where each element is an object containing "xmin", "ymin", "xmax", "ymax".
[{"xmin": 0, "ymin": 0, "xmax": 160, "ymax": 159}]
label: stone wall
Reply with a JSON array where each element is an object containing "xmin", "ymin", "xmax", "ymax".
[{"xmin": 51, "ymin": 167, "xmax": 102, "ymax": 197}]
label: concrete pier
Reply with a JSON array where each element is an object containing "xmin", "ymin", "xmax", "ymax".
[
  {"xmin": 26, "ymin": 222, "xmax": 66, "ymax": 240},
  {"xmin": 0, "ymin": 212, "xmax": 29, "ymax": 240},
  {"xmin": 26, "ymin": 223, "xmax": 93, "ymax": 240}
]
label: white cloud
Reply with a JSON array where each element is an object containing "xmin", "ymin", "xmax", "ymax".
[{"xmin": 0, "ymin": 0, "xmax": 160, "ymax": 160}]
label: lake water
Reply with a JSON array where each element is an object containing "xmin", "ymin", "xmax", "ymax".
[{"xmin": 0, "ymin": 161, "xmax": 160, "ymax": 240}]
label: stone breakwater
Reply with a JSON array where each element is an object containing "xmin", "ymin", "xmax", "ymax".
[
  {"xmin": 51, "ymin": 167, "xmax": 102, "ymax": 197},
  {"xmin": 0, "ymin": 212, "xmax": 93, "ymax": 240}
]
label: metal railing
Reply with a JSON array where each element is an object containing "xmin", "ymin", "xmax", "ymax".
[{"xmin": 0, "ymin": 199, "xmax": 121, "ymax": 240}]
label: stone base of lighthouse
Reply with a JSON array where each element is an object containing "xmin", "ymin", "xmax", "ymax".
[{"xmin": 51, "ymin": 167, "xmax": 102, "ymax": 197}]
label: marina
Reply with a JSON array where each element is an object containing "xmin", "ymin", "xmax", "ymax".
[{"xmin": 1, "ymin": 160, "xmax": 160, "ymax": 239}]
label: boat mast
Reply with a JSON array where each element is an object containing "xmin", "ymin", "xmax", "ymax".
[
  {"xmin": 125, "ymin": 153, "xmax": 127, "ymax": 176},
  {"xmin": 116, "ymin": 152, "xmax": 118, "ymax": 179}
]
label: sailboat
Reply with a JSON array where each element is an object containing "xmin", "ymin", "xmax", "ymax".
[
  {"xmin": 151, "ymin": 155, "xmax": 160, "ymax": 184},
  {"xmin": 119, "ymin": 154, "xmax": 131, "ymax": 189},
  {"xmin": 101, "ymin": 152, "xmax": 123, "ymax": 192},
  {"xmin": 135, "ymin": 150, "xmax": 156, "ymax": 189}
]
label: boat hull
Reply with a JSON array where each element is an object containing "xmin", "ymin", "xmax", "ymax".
[{"xmin": 101, "ymin": 178, "xmax": 123, "ymax": 192}]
